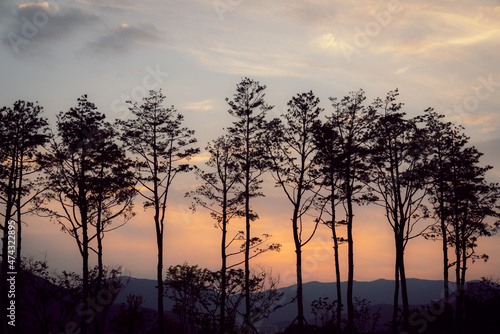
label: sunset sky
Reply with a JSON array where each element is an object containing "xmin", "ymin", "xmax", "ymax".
[{"xmin": 1, "ymin": 0, "xmax": 499, "ymax": 288}]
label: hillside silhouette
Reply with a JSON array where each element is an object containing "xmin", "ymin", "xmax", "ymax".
[{"xmin": 11, "ymin": 263, "xmax": 500, "ymax": 333}]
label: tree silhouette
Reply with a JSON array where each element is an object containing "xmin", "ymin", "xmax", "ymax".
[
  {"xmin": 165, "ymin": 264, "xmax": 217, "ymax": 333},
  {"xmin": 367, "ymin": 89, "xmax": 429, "ymax": 333},
  {"xmin": 352, "ymin": 297, "xmax": 381, "ymax": 334},
  {"xmin": 267, "ymin": 91, "xmax": 323, "ymax": 332},
  {"xmin": 44, "ymin": 95, "xmax": 133, "ymax": 333},
  {"xmin": 314, "ymin": 118, "xmax": 344, "ymax": 334},
  {"xmin": 118, "ymin": 89, "xmax": 199, "ymax": 334},
  {"xmin": 445, "ymin": 144, "xmax": 498, "ymax": 327},
  {"xmin": 421, "ymin": 109, "xmax": 469, "ymax": 330},
  {"xmin": 420, "ymin": 109, "xmax": 499, "ymax": 331},
  {"xmin": 43, "ymin": 95, "xmax": 102, "ymax": 333},
  {"xmin": 189, "ymin": 135, "xmax": 244, "ymax": 333},
  {"xmin": 110, "ymin": 294, "xmax": 156, "ymax": 334},
  {"xmin": 225, "ymin": 77, "xmax": 273, "ymax": 331},
  {"xmin": 311, "ymin": 297, "xmax": 338, "ymax": 330},
  {"xmin": 321, "ymin": 89, "xmax": 375, "ymax": 334},
  {"xmin": 0, "ymin": 100, "xmax": 49, "ymax": 333}
]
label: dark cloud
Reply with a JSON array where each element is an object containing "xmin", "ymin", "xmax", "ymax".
[
  {"xmin": 1, "ymin": 2, "xmax": 99, "ymax": 55},
  {"xmin": 85, "ymin": 23, "xmax": 163, "ymax": 54}
]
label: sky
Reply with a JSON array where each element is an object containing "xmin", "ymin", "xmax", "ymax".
[{"xmin": 1, "ymin": 0, "xmax": 499, "ymax": 289}]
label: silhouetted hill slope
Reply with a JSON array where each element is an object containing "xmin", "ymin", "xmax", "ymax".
[
  {"xmin": 114, "ymin": 277, "xmax": 453, "ymax": 329},
  {"xmin": 261, "ymin": 278, "xmax": 451, "ymax": 327},
  {"xmin": 282, "ymin": 278, "xmax": 450, "ymax": 305},
  {"xmin": 115, "ymin": 277, "xmax": 450, "ymax": 314},
  {"xmin": 115, "ymin": 276, "xmax": 175, "ymax": 311},
  {"xmin": 19, "ymin": 273, "xmax": 453, "ymax": 311}
]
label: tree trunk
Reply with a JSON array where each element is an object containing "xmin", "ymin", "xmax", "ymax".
[
  {"xmin": 220, "ymin": 190, "xmax": 228, "ymax": 334},
  {"xmin": 346, "ymin": 191, "xmax": 355, "ymax": 334},
  {"xmin": 79, "ymin": 152, "xmax": 90, "ymax": 334},
  {"xmin": 97, "ymin": 218, "xmax": 103, "ymax": 289},
  {"xmin": 454, "ymin": 223, "xmax": 462, "ymax": 331},
  {"xmin": 154, "ymin": 184, "xmax": 164, "ymax": 334},
  {"xmin": 292, "ymin": 202, "xmax": 304, "ymax": 331},
  {"xmin": 398, "ymin": 237, "xmax": 410, "ymax": 331},
  {"xmin": 459, "ymin": 226, "xmax": 467, "ymax": 329},
  {"xmin": 97, "ymin": 233, "xmax": 103, "ymax": 285},
  {"xmin": 15, "ymin": 155, "xmax": 23, "ymax": 273},
  {"xmin": 152, "ymin": 125, "xmax": 164, "ymax": 334},
  {"xmin": 293, "ymin": 153, "xmax": 306, "ymax": 333},
  {"xmin": 392, "ymin": 238, "xmax": 400, "ymax": 334},
  {"xmin": 81, "ymin": 210, "xmax": 89, "ymax": 334},
  {"xmin": 244, "ymin": 116, "xmax": 251, "ymax": 333},
  {"xmin": 437, "ymin": 177, "xmax": 452, "ymax": 332},
  {"xmin": 156, "ymin": 220, "xmax": 164, "ymax": 334},
  {"xmin": 295, "ymin": 242, "xmax": 304, "ymax": 331},
  {"xmin": 244, "ymin": 191, "xmax": 251, "ymax": 332},
  {"xmin": 96, "ymin": 172, "xmax": 105, "ymax": 292},
  {"xmin": 438, "ymin": 160, "xmax": 451, "ymax": 326},
  {"xmin": 330, "ymin": 188, "xmax": 342, "ymax": 334},
  {"xmin": 440, "ymin": 215, "xmax": 451, "ymax": 332},
  {"xmin": 16, "ymin": 159, "xmax": 24, "ymax": 334},
  {"xmin": 95, "ymin": 203, "xmax": 104, "ymax": 334}
]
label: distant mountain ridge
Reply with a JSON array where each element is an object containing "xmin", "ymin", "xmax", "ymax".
[
  {"xmin": 114, "ymin": 276, "xmax": 466, "ymax": 330},
  {"xmin": 115, "ymin": 277, "xmax": 456, "ymax": 321},
  {"xmin": 264, "ymin": 278, "xmax": 455, "ymax": 328}
]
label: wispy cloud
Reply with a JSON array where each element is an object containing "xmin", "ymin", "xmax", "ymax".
[
  {"xmin": 463, "ymin": 113, "xmax": 500, "ymax": 133},
  {"xmin": 181, "ymin": 99, "xmax": 216, "ymax": 112}
]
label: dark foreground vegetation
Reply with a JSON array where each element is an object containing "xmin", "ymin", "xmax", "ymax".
[
  {"xmin": 4, "ymin": 258, "xmax": 500, "ymax": 334},
  {"xmin": 1, "ymin": 78, "xmax": 499, "ymax": 333}
]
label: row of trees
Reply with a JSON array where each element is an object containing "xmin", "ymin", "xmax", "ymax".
[{"xmin": 1, "ymin": 78, "xmax": 499, "ymax": 333}]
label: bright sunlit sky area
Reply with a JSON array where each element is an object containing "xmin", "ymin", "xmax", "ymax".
[{"xmin": 1, "ymin": 0, "xmax": 499, "ymax": 287}]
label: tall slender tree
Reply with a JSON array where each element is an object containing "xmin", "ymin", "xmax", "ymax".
[
  {"xmin": 86, "ymin": 122, "xmax": 136, "ymax": 334},
  {"xmin": 0, "ymin": 100, "xmax": 49, "ymax": 333},
  {"xmin": 443, "ymin": 143, "xmax": 499, "ymax": 327},
  {"xmin": 314, "ymin": 119, "xmax": 344, "ymax": 334},
  {"xmin": 226, "ymin": 77, "xmax": 272, "ymax": 332},
  {"xmin": 325, "ymin": 89, "xmax": 374, "ymax": 333},
  {"xmin": 44, "ymin": 95, "xmax": 106, "ymax": 333},
  {"xmin": 368, "ymin": 90, "xmax": 429, "ymax": 333},
  {"xmin": 421, "ymin": 110, "xmax": 468, "ymax": 331},
  {"xmin": 189, "ymin": 135, "xmax": 244, "ymax": 333},
  {"xmin": 267, "ymin": 91, "xmax": 323, "ymax": 332},
  {"xmin": 118, "ymin": 89, "xmax": 198, "ymax": 334}
]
